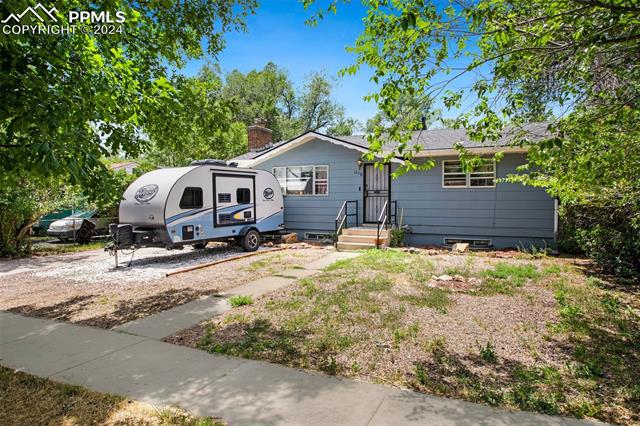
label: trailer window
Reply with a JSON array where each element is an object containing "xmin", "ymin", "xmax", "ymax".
[
  {"xmin": 179, "ymin": 187, "xmax": 203, "ymax": 209},
  {"xmin": 237, "ymin": 188, "xmax": 251, "ymax": 204}
]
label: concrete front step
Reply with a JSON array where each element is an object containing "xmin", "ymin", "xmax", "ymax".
[
  {"xmin": 342, "ymin": 227, "xmax": 389, "ymax": 237},
  {"xmin": 338, "ymin": 234, "xmax": 380, "ymax": 244},
  {"xmin": 336, "ymin": 241, "xmax": 379, "ymax": 251},
  {"xmin": 338, "ymin": 227, "xmax": 392, "ymax": 250}
]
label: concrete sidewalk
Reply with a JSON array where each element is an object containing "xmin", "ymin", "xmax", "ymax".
[
  {"xmin": 1, "ymin": 312, "xmax": 594, "ymax": 425},
  {"xmin": 114, "ymin": 250, "xmax": 360, "ymax": 340}
]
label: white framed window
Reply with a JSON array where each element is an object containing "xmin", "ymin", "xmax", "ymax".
[
  {"xmin": 314, "ymin": 165, "xmax": 328, "ymax": 195},
  {"xmin": 442, "ymin": 159, "xmax": 495, "ymax": 188},
  {"xmin": 272, "ymin": 165, "xmax": 329, "ymax": 196}
]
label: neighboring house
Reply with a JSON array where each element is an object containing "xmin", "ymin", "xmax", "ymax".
[
  {"xmin": 110, "ymin": 161, "xmax": 139, "ymax": 174},
  {"xmin": 231, "ymin": 121, "xmax": 556, "ymax": 249}
]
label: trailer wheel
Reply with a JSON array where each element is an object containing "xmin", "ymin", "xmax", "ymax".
[
  {"xmin": 193, "ymin": 242, "xmax": 207, "ymax": 249},
  {"xmin": 241, "ymin": 229, "xmax": 260, "ymax": 252}
]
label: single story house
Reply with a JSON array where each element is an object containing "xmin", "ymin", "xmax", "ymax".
[{"xmin": 231, "ymin": 120, "xmax": 556, "ymax": 249}]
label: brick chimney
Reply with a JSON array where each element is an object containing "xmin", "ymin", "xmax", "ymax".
[{"xmin": 247, "ymin": 118, "xmax": 273, "ymax": 151}]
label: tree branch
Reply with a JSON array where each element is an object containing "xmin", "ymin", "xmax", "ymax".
[{"xmin": 569, "ymin": 0, "xmax": 640, "ymax": 13}]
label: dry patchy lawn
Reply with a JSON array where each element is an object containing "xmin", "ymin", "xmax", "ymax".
[
  {"xmin": 0, "ymin": 366, "xmax": 222, "ymax": 425},
  {"xmin": 171, "ymin": 249, "xmax": 640, "ymax": 425},
  {"xmin": 0, "ymin": 246, "xmax": 328, "ymax": 329}
]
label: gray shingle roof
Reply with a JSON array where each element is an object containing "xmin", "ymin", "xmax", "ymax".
[
  {"xmin": 232, "ymin": 123, "xmax": 549, "ymax": 162},
  {"xmin": 232, "ymin": 139, "xmax": 291, "ymax": 160}
]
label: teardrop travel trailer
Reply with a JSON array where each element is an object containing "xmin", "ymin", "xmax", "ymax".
[{"xmin": 109, "ymin": 161, "xmax": 284, "ymax": 257}]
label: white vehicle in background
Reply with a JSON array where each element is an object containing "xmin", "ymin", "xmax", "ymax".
[
  {"xmin": 109, "ymin": 160, "xmax": 285, "ymax": 255},
  {"xmin": 47, "ymin": 211, "xmax": 110, "ymax": 242}
]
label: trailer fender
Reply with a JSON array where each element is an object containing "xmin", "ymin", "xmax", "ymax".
[{"xmin": 238, "ymin": 225, "xmax": 258, "ymax": 237}]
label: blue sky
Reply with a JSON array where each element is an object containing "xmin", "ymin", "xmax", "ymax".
[{"xmin": 183, "ymin": 0, "xmax": 377, "ymax": 125}]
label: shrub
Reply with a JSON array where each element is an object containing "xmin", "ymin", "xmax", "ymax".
[
  {"xmin": 560, "ymin": 202, "xmax": 640, "ymax": 280},
  {"xmin": 0, "ymin": 167, "xmax": 140, "ymax": 258},
  {"xmin": 390, "ymin": 227, "xmax": 406, "ymax": 247},
  {"xmin": 0, "ymin": 186, "xmax": 39, "ymax": 257}
]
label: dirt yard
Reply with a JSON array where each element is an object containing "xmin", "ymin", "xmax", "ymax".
[
  {"xmin": 0, "ymin": 243, "xmax": 330, "ymax": 329},
  {"xmin": 167, "ymin": 248, "xmax": 640, "ymax": 425}
]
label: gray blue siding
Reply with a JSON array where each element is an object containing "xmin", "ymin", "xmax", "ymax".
[
  {"xmin": 256, "ymin": 139, "xmax": 364, "ymax": 237},
  {"xmin": 392, "ymin": 155, "xmax": 555, "ymax": 248},
  {"xmin": 253, "ymin": 138, "xmax": 555, "ymax": 248}
]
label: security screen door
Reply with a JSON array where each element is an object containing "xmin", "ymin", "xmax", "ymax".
[{"xmin": 363, "ymin": 164, "xmax": 389, "ymax": 223}]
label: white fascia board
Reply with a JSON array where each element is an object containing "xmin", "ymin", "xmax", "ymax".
[{"xmin": 247, "ymin": 132, "xmax": 401, "ymax": 167}]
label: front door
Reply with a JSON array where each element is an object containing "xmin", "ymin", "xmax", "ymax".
[{"xmin": 363, "ymin": 163, "xmax": 390, "ymax": 223}]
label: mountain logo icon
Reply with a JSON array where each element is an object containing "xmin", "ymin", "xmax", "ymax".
[{"xmin": 2, "ymin": 3, "xmax": 59, "ymax": 24}]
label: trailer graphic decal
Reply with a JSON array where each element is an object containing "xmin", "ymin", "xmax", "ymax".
[
  {"xmin": 166, "ymin": 207, "xmax": 212, "ymax": 224},
  {"xmin": 166, "ymin": 203, "xmax": 255, "ymax": 225}
]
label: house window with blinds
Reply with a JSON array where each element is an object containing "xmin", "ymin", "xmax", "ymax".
[
  {"xmin": 442, "ymin": 159, "xmax": 496, "ymax": 188},
  {"xmin": 272, "ymin": 165, "xmax": 329, "ymax": 196}
]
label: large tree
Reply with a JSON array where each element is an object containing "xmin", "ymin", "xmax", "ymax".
[
  {"xmin": 223, "ymin": 64, "xmax": 359, "ymax": 140},
  {"xmin": 0, "ymin": 0, "xmax": 256, "ymax": 194},
  {"xmin": 223, "ymin": 62, "xmax": 296, "ymax": 141},
  {"xmin": 305, "ymin": 0, "xmax": 639, "ymax": 179},
  {"xmin": 144, "ymin": 65, "xmax": 247, "ymax": 167},
  {"xmin": 306, "ymin": 0, "xmax": 640, "ymax": 276},
  {"xmin": 296, "ymin": 71, "xmax": 357, "ymax": 135},
  {"xmin": 364, "ymin": 93, "xmax": 439, "ymax": 134}
]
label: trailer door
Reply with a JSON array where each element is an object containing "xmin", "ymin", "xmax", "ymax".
[{"xmin": 212, "ymin": 174, "xmax": 256, "ymax": 227}]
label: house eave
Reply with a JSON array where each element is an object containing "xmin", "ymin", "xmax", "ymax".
[
  {"xmin": 243, "ymin": 131, "xmax": 402, "ymax": 168},
  {"xmin": 234, "ymin": 131, "xmax": 529, "ymax": 168}
]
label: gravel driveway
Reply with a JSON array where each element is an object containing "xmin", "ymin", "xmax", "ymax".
[{"xmin": 33, "ymin": 244, "xmax": 252, "ymax": 284}]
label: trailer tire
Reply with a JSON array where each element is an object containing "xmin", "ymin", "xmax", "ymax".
[{"xmin": 241, "ymin": 229, "xmax": 260, "ymax": 252}]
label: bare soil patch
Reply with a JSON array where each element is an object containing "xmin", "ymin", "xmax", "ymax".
[{"xmin": 0, "ymin": 244, "xmax": 329, "ymax": 328}]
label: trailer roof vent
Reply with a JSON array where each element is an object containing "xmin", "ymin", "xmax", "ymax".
[{"xmin": 190, "ymin": 159, "xmax": 227, "ymax": 166}]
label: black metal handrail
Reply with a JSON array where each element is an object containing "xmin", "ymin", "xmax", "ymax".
[
  {"xmin": 335, "ymin": 200, "xmax": 359, "ymax": 241},
  {"xmin": 376, "ymin": 200, "xmax": 389, "ymax": 248},
  {"xmin": 376, "ymin": 200, "xmax": 398, "ymax": 248}
]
